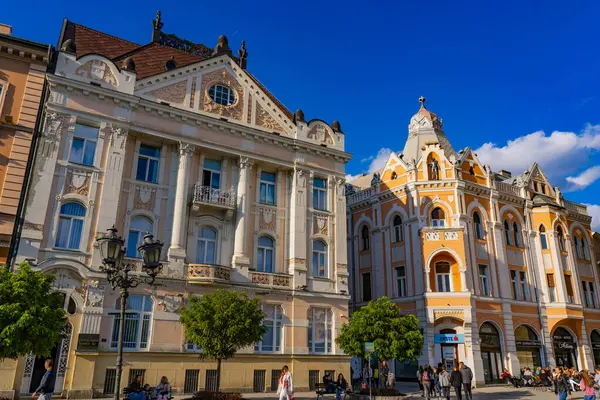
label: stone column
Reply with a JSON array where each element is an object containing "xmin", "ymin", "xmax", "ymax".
[
  {"xmin": 288, "ymin": 168, "xmax": 308, "ymax": 288},
  {"xmin": 232, "ymin": 156, "xmax": 253, "ymax": 268},
  {"xmin": 334, "ymin": 177, "xmax": 349, "ymax": 294},
  {"xmin": 168, "ymin": 142, "xmax": 194, "ymax": 263}
]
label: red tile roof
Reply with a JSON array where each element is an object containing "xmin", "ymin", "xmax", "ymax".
[
  {"xmin": 112, "ymin": 43, "xmax": 205, "ymax": 79},
  {"xmin": 62, "ymin": 20, "xmax": 293, "ymax": 121}
]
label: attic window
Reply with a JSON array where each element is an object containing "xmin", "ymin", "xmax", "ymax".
[
  {"xmin": 165, "ymin": 58, "xmax": 177, "ymax": 71},
  {"xmin": 208, "ymin": 85, "xmax": 235, "ymax": 106},
  {"xmin": 391, "ymin": 171, "xmax": 397, "ymax": 180},
  {"xmin": 469, "ymin": 166, "xmax": 475, "ymax": 176}
]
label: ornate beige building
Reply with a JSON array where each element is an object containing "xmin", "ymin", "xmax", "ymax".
[
  {"xmin": 346, "ymin": 98, "xmax": 599, "ymax": 386},
  {"xmin": 0, "ymin": 13, "xmax": 350, "ymax": 398}
]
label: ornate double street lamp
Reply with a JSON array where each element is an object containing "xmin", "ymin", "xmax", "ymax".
[{"xmin": 96, "ymin": 226, "xmax": 163, "ymax": 400}]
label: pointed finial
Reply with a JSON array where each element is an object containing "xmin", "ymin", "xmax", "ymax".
[
  {"xmin": 152, "ymin": 10, "xmax": 164, "ymax": 42},
  {"xmin": 419, "ymin": 96, "xmax": 426, "ymax": 108}
]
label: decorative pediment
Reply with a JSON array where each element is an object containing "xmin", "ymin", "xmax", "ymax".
[
  {"xmin": 200, "ymin": 68, "xmax": 244, "ymax": 120},
  {"xmin": 146, "ymin": 80, "xmax": 188, "ymax": 104},
  {"xmin": 306, "ymin": 121, "xmax": 335, "ymax": 145}
]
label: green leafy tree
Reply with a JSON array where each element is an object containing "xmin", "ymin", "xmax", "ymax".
[
  {"xmin": 180, "ymin": 289, "xmax": 267, "ymax": 391},
  {"xmin": 336, "ymin": 296, "xmax": 423, "ymax": 362},
  {"xmin": 0, "ymin": 262, "xmax": 67, "ymax": 359}
]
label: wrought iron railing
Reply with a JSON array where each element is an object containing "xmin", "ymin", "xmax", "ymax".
[{"xmin": 192, "ymin": 184, "xmax": 237, "ymax": 208}]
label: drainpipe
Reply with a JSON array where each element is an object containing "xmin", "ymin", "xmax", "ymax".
[
  {"xmin": 6, "ymin": 47, "xmax": 52, "ymax": 271},
  {"xmin": 523, "ymin": 200, "xmax": 549, "ymax": 365}
]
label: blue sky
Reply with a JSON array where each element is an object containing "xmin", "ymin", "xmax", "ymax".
[{"xmin": 4, "ymin": 0, "xmax": 599, "ymax": 228}]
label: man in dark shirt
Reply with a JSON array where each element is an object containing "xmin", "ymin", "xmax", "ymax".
[
  {"xmin": 450, "ymin": 365, "xmax": 463, "ymax": 400},
  {"xmin": 32, "ymin": 359, "xmax": 55, "ymax": 400},
  {"xmin": 459, "ymin": 362, "xmax": 473, "ymax": 400}
]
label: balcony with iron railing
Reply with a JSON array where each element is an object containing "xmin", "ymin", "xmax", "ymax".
[{"xmin": 191, "ymin": 183, "xmax": 237, "ymax": 211}]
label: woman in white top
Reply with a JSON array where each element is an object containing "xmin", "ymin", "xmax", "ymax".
[{"xmin": 277, "ymin": 365, "xmax": 294, "ymax": 400}]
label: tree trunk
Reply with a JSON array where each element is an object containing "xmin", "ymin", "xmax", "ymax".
[{"xmin": 216, "ymin": 358, "xmax": 222, "ymax": 392}]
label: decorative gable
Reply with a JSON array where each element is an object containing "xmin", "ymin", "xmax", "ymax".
[
  {"xmin": 146, "ymin": 80, "xmax": 188, "ymax": 104},
  {"xmin": 200, "ymin": 69, "xmax": 244, "ymax": 120}
]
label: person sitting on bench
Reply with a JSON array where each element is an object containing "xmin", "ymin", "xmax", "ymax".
[
  {"xmin": 127, "ymin": 375, "xmax": 146, "ymax": 400},
  {"xmin": 155, "ymin": 376, "xmax": 170, "ymax": 400},
  {"xmin": 323, "ymin": 373, "xmax": 335, "ymax": 393}
]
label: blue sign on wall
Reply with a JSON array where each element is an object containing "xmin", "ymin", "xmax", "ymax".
[{"xmin": 434, "ymin": 334, "xmax": 465, "ymax": 344}]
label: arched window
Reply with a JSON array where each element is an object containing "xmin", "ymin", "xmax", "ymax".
[
  {"xmin": 197, "ymin": 227, "xmax": 217, "ymax": 264},
  {"xmin": 257, "ymin": 236, "xmax": 275, "ymax": 273},
  {"xmin": 55, "ymin": 202, "xmax": 86, "ymax": 250},
  {"xmin": 307, "ymin": 308, "xmax": 333, "ymax": 354},
  {"xmin": 539, "ymin": 225, "xmax": 548, "ymax": 250},
  {"xmin": 515, "ymin": 325, "xmax": 539, "ymax": 341},
  {"xmin": 473, "ymin": 212, "xmax": 484, "ymax": 239},
  {"xmin": 435, "ymin": 261, "xmax": 452, "ymax": 292},
  {"xmin": 58, "ymin": 292, "xmax": 77, "ymax": 315},
  {"xmin": 574, "ymin": 237, "xmax": 582, "ymax": 259},
  {"xmin": 361, "ymin": 225, "xmax": 370, "ymax": 251},
  {"xmin": 110, "ymin": 295, "xmax": 153, "ymax": 349},
  {"xmin": 312, "ymin": 240, "xmax": 328, "ymax": 278},
  {"xmin": 557, "ymin": 226, "xmax": 566, "ymax": 252},
  {"xmin": 255, "ymin": 304, "xmax": 283, "ymax": 353},
  {"xmin": 513, "ymin": 222, "xmax": 521, "ymax": 248},
  {"xmin": 480, "ymin": 322, "xmax": 501, "ymax": 349},
  {"xmin": 431, "ymin": 207, "xmax": 446, "ymax": 228},
  {"xmin": 126, "ymin": 216, "xmax": 153, "ymax": 258},
  {"xmin": 392, "ymin": 215, "xmax": 403, "ymax": 243},
  {"xmin": 504, "ymin": 220, "xmax": 513, "ymax": 246},
  {"xmin": 582, "ymin": 238, "xmax": 590, "ymax": 261}
]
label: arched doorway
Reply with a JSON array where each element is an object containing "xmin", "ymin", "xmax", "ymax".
[
  {"xmin": 553, "ymin": 327, "xmax": 578, "ymax": 369},
  {"xmin": 480, "ymin": 322, "xmax": 503, "ymax": 384},
  {"xmin": 515, "ymin": 325, "xmax": 542, "ymax": 370},
  {"xmin": 591, "ymin": 330, "xmax": 600, "ymax": 368}
]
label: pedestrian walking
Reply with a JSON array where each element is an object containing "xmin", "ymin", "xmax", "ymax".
[
  {"xmin": 594, "ymin": 367, "xmax": 600, "ymax": 399},
  {"xmin": 31, "ymin": 359, "xmax": 54, "ymax": 400},
  {"xmin": 553, "ymin": 368, "xmax": 571, "ymax": 400},
  {"xmin": 418, "ymin": 366, "xmax": 424, "ymax": 397},
  {"xmin": 459, "ymin": 362, "xmax": 473, "ymax": 400},
  {"xmin": 439, "ymin": 366, "xmax": 451, "ymax": 400},
  {"xmin": 277, "ymin": 365, "xmax": 294, "ymax": 400},
  {"xmin": 450, "ymin": 365, "xmax": 463, "ymax": 400},
  {"xmin": 580, "ymin": 370, "xmax": 596, "ymax": 400},
  {"xmin": 381, "ymin": 361, "xmax": 390, "ymax": 388}
]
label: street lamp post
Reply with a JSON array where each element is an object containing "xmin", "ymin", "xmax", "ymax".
[{"xmin": 96, "ymin": 226, "xmax": 163, "ymax": 400}]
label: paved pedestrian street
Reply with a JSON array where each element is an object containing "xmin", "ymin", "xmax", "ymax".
[{"xmin": 241, "ymin": 384, "xmax": 587, "ymax": 400}]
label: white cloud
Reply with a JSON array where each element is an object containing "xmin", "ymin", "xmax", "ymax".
[
  {"xmin": 474, "ymin": 124, "xmax": 600, "ymax": 189},
  {"xmin": 566, "ymin": 166, "xmax": 600, "ymax": 190},
  {"xmin": 584, "ymin": 204, "xmax": 600, "ymax": 232},
  {"xmin": 346, "ymin": 148, "xmax": 392, "ymax": 184}
]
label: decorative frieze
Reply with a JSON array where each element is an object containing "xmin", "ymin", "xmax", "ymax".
[
  {"xmin": 425, "ymin": 232, "xmax": 440, "ymax": 241},
  {"xmin": 444, "ymin": 231, "xmax": 459, "ymax": 241}
]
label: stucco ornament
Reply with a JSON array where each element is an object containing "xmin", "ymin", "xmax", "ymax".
[
  {"xmin": 63, "ymin": 169, "xmax": 91, "ymax": 196},
  {"xmin": 158, "ymin": 295, "xmax": 183, "ymax": 313},
  {"xmin": 43, "ymin": 112, "xmax": 64, "ymax": 142},
  {"xmin": 75, "ymin": 60, "xmax": 118, "ymax": 86}
]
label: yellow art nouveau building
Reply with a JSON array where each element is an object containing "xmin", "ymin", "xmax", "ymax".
[{"xmin": 346, "ymin": 98, "xmax": 599, "ymax": 386}]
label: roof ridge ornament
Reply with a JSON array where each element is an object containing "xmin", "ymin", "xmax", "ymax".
[
  {"xmin": 238, "ymin": 40, "xmax": 248, "ymax": 69},
  {"xmin": 419, "ymin": 95, "xmax": 426, "ymax": 109},
  {"xmin": 152, "ymin": 10, "xmax": 164, "ymax": 42}
]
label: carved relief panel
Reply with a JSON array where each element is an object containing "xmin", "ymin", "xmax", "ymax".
[
  {"xmin": 75, "ymin": 60, "xmax": 118, "ymax": 86},
  {"xmin": 259, "ymin": 207, "xmax": 276, "ymax": 231},
  {"xmin": 200, "ymin": 69, "xmax": 244, "ymax": 120},
  {"xmin": 134, "ymin": 185, "xmax": 157, "ymax": 211},
  {"xmin": 63, "ymin": 169, "xmax": 92, "ymax": 196},
  {"xmin": 147, "ymin": 80, "xmax": 188, "ymax": 104}
]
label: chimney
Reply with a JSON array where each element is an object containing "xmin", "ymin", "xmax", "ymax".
[
  {"xmin": 498, "ymin": 170, "xmax": 512, "ymax": 178},
  {"xmin": 0, "ymin": 24, "xmax": 12, "ymax": 35}
]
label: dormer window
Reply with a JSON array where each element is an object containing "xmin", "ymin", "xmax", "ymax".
[
  {"xmin": 165, "ymin": 57, "xmax": 177, "ymax": 71},
  {"xmin": 209, "ymin": 85, "xmax": 235, "ymax": 106}
]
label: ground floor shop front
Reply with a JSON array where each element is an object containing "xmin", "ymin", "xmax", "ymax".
[{"xmin": 0, "ymin": 352, "xmax": 350, "ymax": 398}]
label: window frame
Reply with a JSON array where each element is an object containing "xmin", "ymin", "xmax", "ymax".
[
  {"xmin": 136, "ymin": 144, "xmax": 161, "ymax": 184},
  {"xmin": 69, "ymin": 123, "xmax": 98, "ymax": 166},
  {"xmin": 54, "ymin": 202, "xmax": 86, "ymax": 250},
  {"xmin": 396, "ymin": 266, "xmax": 407, "ymax": 297},
  {"xmin": 581, "ymin": 238, "xmax": 590, "ymax": 261},
  {"xmin": 479, "ymin": 264, "xmax": 490, "ymax": 297},
  {"xmin": 519, "ymin": 271, "xmax": 529, "ymax": 301},
  {"xmin": 109, "ymin": 295, "xmax": 153, "ymax": 350},
  {"xmin": 557, "ymin": 227, "xmax": 566, "ymax": 252},
  {"xmin": 126, "ymin": 216, "xmax": 154, "ymax": 258},
  {"xmin": 0, "ymin": 79, "xmax": 7, "ymax": 116},
  {"xmin": 256, "ymin": 235, "xmax": 275, "ymax": 273},
  {"xmin": 539, "ymin": 225, "xmax": 548, "ymax": 250},
  {"xmin": 361, "ymin": 225, "xmax": 370, "ymax": 251},
  {"xmin": 504, "ymin": 220, "xmax": 513, "ymax": 246},
  {"xmin": 547, "ymin": 274, "xmax": 556, "ymax": 302},
  {"xmin": 512, "ymin": 222, "xmax": 521, "ymax": 248},
  {"xmin": 307, "ymin": 308, "xmax": 333, "ymax": 354},
  {"xmin": 431, "ymin": 207, "xmax": 446, "ymax": 228},
  {"xmin": 202, "ymin": 159, "xmax": 222, "ymax": 190},
  {"xmin": 313, "ymin": 177, "xmax": 328, "ymax": 211},
  {"xmin": 196, "ymin": 226, "xmax": 218, "ymax": 265},
  {"xmin": 312, "ymin": 240, "xmax": 328, "ymax": 278},
  {"xmin": 435, "ymin": 261, "xmax": 452, "ymax": 293},
  {"xmin": 259, "ymin": 171, "xmax": 277, "ymax": 205},
  {"xmin": 510, "ymin": 270, "xmax": 519, "ymax": 300},
  {"xmin": 255, "ymin": 304, "xmax": 283, "ymax": 353},
  {"xmin": 208, "ymin": 84, "xmax": 235, "ymax": 106},
  {"xmin": 473, "ymin": 212, "xmax": 484, "ymax": 239},
  {"xmin": 392, "ymin": 215, "xmax": 403, "ymax": 243},
  {"xmin": 361, "ymin": 272, "xmax": 372, "ymax": 302}
]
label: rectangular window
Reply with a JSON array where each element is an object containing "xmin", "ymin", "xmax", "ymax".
[
  {"xmin": 519, "ymin": 271, "xmax": 528, "ymax": 301},
  {"xmin": 307, "ymin": 308, "xmax": 332, "ymax": 354},
  {"xmin": 69, "ymin": 124, "xmax": 98, "ymax": 166},
  {"xmin": 479, "ymin": 264, "xmax": 490, "ymax": 297},
  {"xmin": 103, "ymin": 369, "xmax": 117, "ymax": 394},
  {"xmin": 202, "ymin": 159, "xmax": 221, "ymax": 189},
  {"xmin": 564, "ymin": 275, "xmax": 575, "ymax": 304},
  {"xmin": 590, "ymin": 283, "xmax": 598, "ymax": 308},
  {"xmin": 271, "ymin": 370, "xmax": 281, "ymax": 392},
  {"xmin": 396, "ymin": 266, "xmax": 407, "ymax": 297},
  {"xmin": 309, "ymin": 370, "xmax": 320, "ymax": 391},
  {"xmin": 253, "ymin": 370, "xmax": 266, "ymax": 393},
  {"xmin": 362, "ymin": 272, "xmax": 372, "ymax": 302},
  {"xmin": 255, "ymin": 304, "xmax": 283, "ymax": 353},
  {"xmin": 136, "ymin": 144, "xmax": 160, "ymax": 183},
  {"xmin": 583, "ymin": 282, "xmax": 590, "ymax": 308},
  {"xmin": 205, "ymin": 370, "xmax": 218, "ymax": 392},
  {"xmin": 437, "ymin": 273, "xmax": 451, "ymax": 292},
  {"xmin": 547, "ymin": 274, "xmax": 556, "ymax": 302},
  {"xmin": 540, "ymin": 234, "xmax": 548, "ymax": 250},
  {"xmin": 109, "ymin": 296, "xmax": 152, "ymax": 350},
  {"xmin": 313, "ymin": 177, "xmax": 327, "ymax": 210},
  {"xmin": 260, "ymin": 171, "xmax": 276, "ymax": 205},
  {"xmin": 510, "ymin": 270, "xmax": 519, "ymax": 300},
  {"xmin": 184, "ymin": 370, "xmax": 200, "ymax": 394}
]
